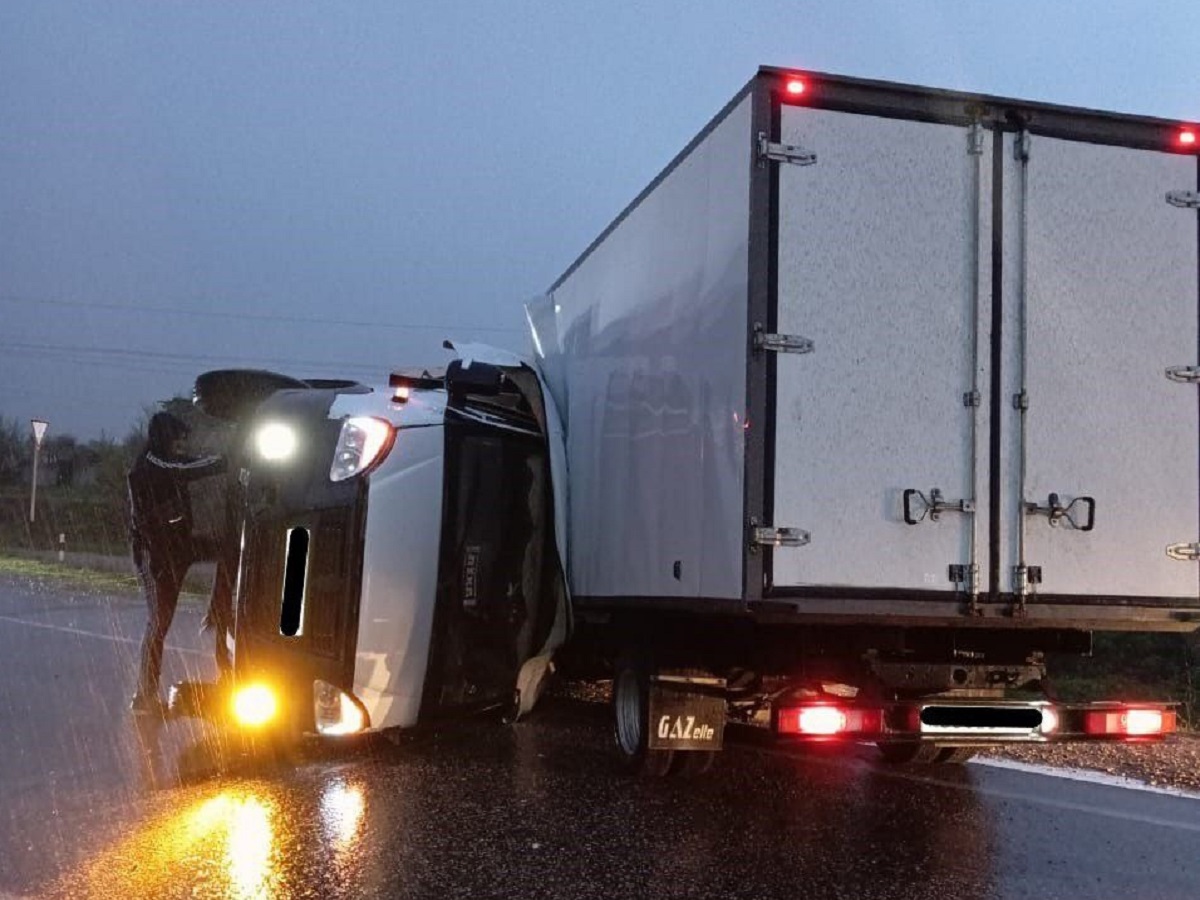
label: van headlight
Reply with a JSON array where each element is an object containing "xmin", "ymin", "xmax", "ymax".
[
  {"xmin": 329, "ymin": 416, "xmax": 395, "ymax": 482},
  {"xmin": 254, "ymin": 421, "xmax": 298, "ymax": 462},
  {"xmin": 314, "ymin": 680, "xmax": 368, "ymax": 735}
]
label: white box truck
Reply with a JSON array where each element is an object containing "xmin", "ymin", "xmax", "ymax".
[
  {"xmin": 529, "ymin": 66, "xmax": 1199, "ymax": 771},
  {"xmin": 187, "ymin": 68, "xmax": 1199, "ymax": 774}
]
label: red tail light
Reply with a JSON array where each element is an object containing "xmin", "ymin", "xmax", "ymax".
[
  {"xmin": 1084, "ymin": 708, "xmax": 1176, "ymax": 737},
  {"xmin": 1180, "ymin": 130, "xmax": 1196, "ymax": 147},
  {"xmin": 784, "ymin": 77, "xmax": 807, "ymax": 97},
  {"xmin": 776, "ymin": 705, "xmax": 882, "ymax": 736}
]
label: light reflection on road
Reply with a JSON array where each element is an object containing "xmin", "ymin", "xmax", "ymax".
[
  {"xmin": 320, "ymin": 779, "xmax": 366, "ymax": 853},
  {"xmin": 54, "ymin": 785, "xmax": 285, "ymax": 899},
  {"xmin": 223, "ymin": 793, "xmax": 277, "ymax": 900}
]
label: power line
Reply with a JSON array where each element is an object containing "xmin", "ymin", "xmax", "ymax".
[
  {"xmin": 0, "ymin": 294, "xmax": 527, "ymax": 335},
  {"xmin": 0, "ymin": 340, "xmax": 401, "ymax": 379}
]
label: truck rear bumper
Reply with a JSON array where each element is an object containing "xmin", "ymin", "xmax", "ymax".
[{"xmin": 774, "ymin": 698, "xmax": 1179, "ymax": 745}]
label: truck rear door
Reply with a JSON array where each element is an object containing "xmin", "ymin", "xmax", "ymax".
[
  {"xmin": 1003, "ymin": 133, "xmax": 1199, "ymax": 602},
  {"xmin": 765, "ymin": 88, "xmax": 1200, "ymax": 617},
  {"xmin": 769, "ymin": 106, "xmax": 986, "ymax": 596}
]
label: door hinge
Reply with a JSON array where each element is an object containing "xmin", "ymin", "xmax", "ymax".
[
  {"xmin": 1167, "ymin": 542, "xmax": 1200, "ymax": 562},
  {"xmin": 757, "ymin": 132, "xmax": 817, "ymax": 167},
  {"xmin": 948, "ymin": 563, "xmax": 980, "ymax": 595},
  {"xmin": 1012, "ymin": 565, "xmax": 1043, "ymax": 611},
  {"xmin": 903, "ymin": 488, "xmax": 974, "ymax": 525},
  {"xmin": 750, "ymin": 524, "xmax": 811, "ymax": 551},
  {"xmin": 1166, "ymin": 365, "xmax": 1200, "ymax": 383},
  {"xmin": 753, "ymin": 324, "xmax": 814, "ymax": 355},
  {"xmin": 1013, "ymin": 131, "xmax": 1032, "ymax": 162},
  {"xmin": 1166, "ymin": 191, "xmax": 1200, "ymax": 210},
  {"xmin": 967, "ymin": 123, "xmax": 985, "ymax": 156}
]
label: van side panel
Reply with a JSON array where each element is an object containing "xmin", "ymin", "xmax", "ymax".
[{"xmin": 546, "ymin": 95, "xmax": 753, "ymax": 602}]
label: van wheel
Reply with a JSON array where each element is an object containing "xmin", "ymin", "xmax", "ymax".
[
  {"xmin": 612, "ymin": 658, "xmax": 674, "ymax": 777},
  {"xmin": 876, "ymin": 742, "xmax": 943, "ymax": 764}
]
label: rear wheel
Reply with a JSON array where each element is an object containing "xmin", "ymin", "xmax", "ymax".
[{"xmin": 612, "ymin": 658, "xmax": 674, "ymax": 777}]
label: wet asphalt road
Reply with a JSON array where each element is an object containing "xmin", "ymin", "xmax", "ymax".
[{"xmin": 2, "ymin": 573, "xmax": 1200, "ymax": 900}]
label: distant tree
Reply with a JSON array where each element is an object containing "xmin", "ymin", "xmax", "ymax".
[
  {"xmin": 46, "ymin": 434, "xmax": 79, "ymax": 486},
  {"xmin": 0, "ymin": 416, "xmax": 26, "ymax": 486},
  {"xmin": 88, "ymin": 434, "xmax": 136, "ymax": 509}
]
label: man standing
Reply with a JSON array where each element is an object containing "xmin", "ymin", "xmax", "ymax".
[
  {"xmin": 127, "ymin": 411, "xmax": 224, "ymax": 714},
  {"xmin": 201, "ymin": 457, "xmax": 240, "ymax": 683}
]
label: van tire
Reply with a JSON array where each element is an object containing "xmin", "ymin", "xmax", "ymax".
[{"xmin": 612, "ymin": 656, "xmax": 674, "ymax": 777}]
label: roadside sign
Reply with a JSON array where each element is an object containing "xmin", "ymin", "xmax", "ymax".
[{"xmin": 29, "ymin": 419, "xmax": 48, "ymax": 523}]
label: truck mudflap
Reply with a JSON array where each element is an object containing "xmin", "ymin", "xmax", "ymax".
[
  {"xmin": 647, "ymin": 674, "xmax": 727, "ymax": 752},
  {"xmin": 772, "ymin": 698, "xmax": 1178, "ymax": 744}
]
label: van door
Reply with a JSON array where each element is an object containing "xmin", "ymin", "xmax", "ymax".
[
  {"xmin": 421, "ymin": 405, "xmax": 562, "ymax": 716},
  {"xmin": 1003, "ymin": 133, "xmax": 1200, "ymax": 602},
  {"xmin": 770, "ymin": 107, "xmax": 988, "ymax": 596}
]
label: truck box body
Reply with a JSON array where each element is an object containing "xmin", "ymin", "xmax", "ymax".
[{"xmin": 534, "ymin": 68, "xmax": 1200, "ymax": 632}]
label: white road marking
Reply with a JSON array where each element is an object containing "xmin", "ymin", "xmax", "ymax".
[
  {"xmin": 0, "ymin": 614, "xmax": 207, "ymax": 658},
  {"xmin": 972, "ymin": 756, "xmax": 1200, "ymax": 801}
]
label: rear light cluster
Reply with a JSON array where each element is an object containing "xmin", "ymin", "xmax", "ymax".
[
  {"xmin": 776, "ymin": 704, "xmax": 882, "ymax": 737},
  {"xmin": 774, "ymin": 701, "xmax": 1174, "ymax": 742},
  {"xmin": 1084, "ymin": 707, "xmax": 1176, "ymax": 738},
  {"xmin": 1179, "ymin": 130, "xmax": 1196, "ymax": 147}
]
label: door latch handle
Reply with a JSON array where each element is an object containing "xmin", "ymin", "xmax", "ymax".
[
  {"xmin": 1024, "ymin": 493, "xmax": 1095, "ymax": 531},
  {"xmin": 903, "ymin": 488, "xmax": 974, "ymax": 525}
]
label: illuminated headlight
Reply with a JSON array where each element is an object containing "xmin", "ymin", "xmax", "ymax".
[
  {"xmin": 314, "ymin": 680, "xmax": 368, "ymax": 735},
  {"xmin": 232, "ymin": 683, "xmax": 278, "ymax": 728},
  {"xmin": 254, "ymin": 421, "xmax": 298, "ymax": 462},
  {"xmin": 329, "ymin": 416, "xmax": 395, "ymax": 482}
]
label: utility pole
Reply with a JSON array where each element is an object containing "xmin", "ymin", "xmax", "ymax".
[{"xmin": 30, "ymin": 419, "xmax": 48, "ymax": 523}]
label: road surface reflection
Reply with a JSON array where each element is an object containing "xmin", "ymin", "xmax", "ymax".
[{"xmin": 47, "ymin": 710, "xmax": 1004, "ymax": 899}]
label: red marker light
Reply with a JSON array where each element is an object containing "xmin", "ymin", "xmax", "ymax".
[
  {"xmin": 1180, "ymin": 130, "xmax": 1197, "ymax": 147},
  {"xmin": 784, "ymin": 78, "xmax": 806, "ymax": 96}
]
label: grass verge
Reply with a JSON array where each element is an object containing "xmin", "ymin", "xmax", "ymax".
[{"xmin": 0, "ymin": 553, "xmax": 211, "ymax": 603}]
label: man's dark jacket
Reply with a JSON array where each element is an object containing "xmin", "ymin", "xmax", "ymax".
[{"xmin": 127, "ymin": 414, "xmax": 224, "ymax": 577}]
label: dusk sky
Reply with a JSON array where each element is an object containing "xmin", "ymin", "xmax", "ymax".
[{"xmin": 2, "ymin": 1, "xmax": 1198, "ymax": 440}]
